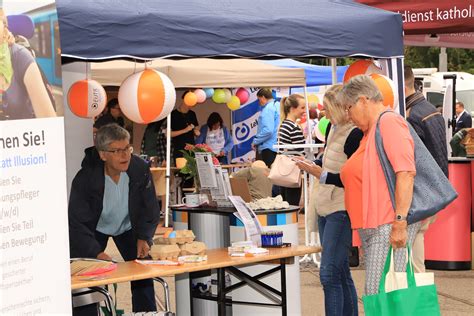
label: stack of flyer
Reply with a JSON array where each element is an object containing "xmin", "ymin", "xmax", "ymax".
[{"xmin": 228, "ymin": 241, "xmax": 269, "ymax": 257}]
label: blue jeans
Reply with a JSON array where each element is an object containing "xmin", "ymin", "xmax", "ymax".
[{"xmin": 319, "ymin": 211, "xmax": 358, "ymax": 316}]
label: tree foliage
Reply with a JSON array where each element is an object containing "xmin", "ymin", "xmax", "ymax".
[
  {"xmin": 300, "ymin": 48, "xmax": 474, "ymax": 74},
  {"xmin": 404, "ymin": 47, "xmax": 474, "ymax": 73}
]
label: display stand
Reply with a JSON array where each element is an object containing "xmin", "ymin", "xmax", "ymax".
[
  {"xmin": 172, "ymin": 206, "xmax": 300, "ymax": 315},
  {"xmin": 229, "ymin": 207, "xmax": 301, "ymax": 315},
  {"xmin": 425, "ymin": 160, "xmax": 472, "ymax": 270}
]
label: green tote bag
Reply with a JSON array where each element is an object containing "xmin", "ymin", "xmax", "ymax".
[{"xmin": 363, "ymin": 246, "xmax": 441, "ymax": 316}]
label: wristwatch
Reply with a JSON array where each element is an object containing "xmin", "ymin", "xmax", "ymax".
[{"xmin": 395, "ymin": 214, "xmax": 407, "ymax": 221}]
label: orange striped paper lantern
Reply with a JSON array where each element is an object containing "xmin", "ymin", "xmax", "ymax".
[
  {"xmin": 370, "ymin": 74, "xmax": 398, "ymax": 109},
  {"xmin": 67, "ymin": 79, "xmax": 107, "ymax": 118},
  {"xmin": 343, "ymin": 60, "xmax": 382, "ymax": 82},
  {"xmin": 118, "ymin": 69, "xmax": 176, "ymax": 124}
]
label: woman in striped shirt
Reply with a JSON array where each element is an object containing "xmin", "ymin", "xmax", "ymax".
[{"xmin": 277, "ymin": 94, "xmax": 306, "ymax": 205}]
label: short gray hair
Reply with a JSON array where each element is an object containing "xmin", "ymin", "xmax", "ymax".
[
  {"xmin": 339, "ymin": 75, "xmax": 383, "ymax": 107},
  {"xmin": 96, "ymin": 124, "xmax": 130, "ymax": 151}
]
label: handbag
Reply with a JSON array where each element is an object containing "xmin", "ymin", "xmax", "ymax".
[
  {"xmin": 375, "ymin": 111, "xmax": 458, "ymax": 224},
  {"xmin": 268, "ymin": 154, "xmax": 301, "ymax": 188},
  {"xmin": 363, "ymin": 246, "xmax": 441, "ymax": 316},
  {"xmin": 384, "ymin": 247, "xmax": 434, "ymax": 293}
]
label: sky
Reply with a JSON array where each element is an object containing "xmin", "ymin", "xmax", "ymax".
[{"xmin": 2, "ymin": 0, "xmax": 55, "ymax": 14}]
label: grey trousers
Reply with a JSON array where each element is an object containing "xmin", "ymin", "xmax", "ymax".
[{"xmin": 358, "ymin": 222, "xmax": 421, "ymax": 295}]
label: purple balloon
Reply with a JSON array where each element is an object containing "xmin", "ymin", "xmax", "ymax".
[{"xmin": 7, "ymin": 15, "xmax": 35, "ymax": 39}]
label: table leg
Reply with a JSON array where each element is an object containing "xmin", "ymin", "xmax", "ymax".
[
  {"xmin": 280, "ymin": 260, "xmax": 287, "ymax": 316},
  {"xmin": 217, "ymin": 268, "xmax": 227, "ymax": 316}
]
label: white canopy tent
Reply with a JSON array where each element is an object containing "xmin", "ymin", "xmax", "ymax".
[
  {"xmin": 90, "ymin": 58, "xmax": 307, "ymax": 227},
  {"xmin": 91, "ymin": 58, "xmax": 306, "ymax": 88}
]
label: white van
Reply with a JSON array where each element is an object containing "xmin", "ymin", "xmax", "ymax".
[{"xmin": 413, "ymin": 68, "xmax": 474, "ymax": 116}]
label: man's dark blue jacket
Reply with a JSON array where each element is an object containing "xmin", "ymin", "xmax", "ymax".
[{"xmin": 406, "ymin": 92, "xmax": 448, "ymax": 177}]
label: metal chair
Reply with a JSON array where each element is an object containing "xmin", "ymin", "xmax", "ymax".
[
  {"xmin": 153, "ymin": 277, "xmax": 173, "ymax": 315},
  {"xmin": 71, "ymin": 259, "xmax": 174, "ymax": 315},
  {"xmin": 71, "ymin": 258, "xmax": 116, "ymax": 316}
]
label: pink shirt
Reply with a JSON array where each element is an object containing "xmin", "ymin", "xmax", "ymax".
[
  {"xmin": 362, "ymin": 111, "xmax": 415, "ymax": 229},
  {"xmin": 341, "ymin": 135, "xmax": 367, "ymax": 229}
]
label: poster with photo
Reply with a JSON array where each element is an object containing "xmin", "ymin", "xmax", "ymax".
[
  {"xmin": 1, "ymin": 0, "xmax": 71, "ymax": 314},
  {"xmin": 1, "ymin": 0, "xmax": 63, "ymax": 121}
]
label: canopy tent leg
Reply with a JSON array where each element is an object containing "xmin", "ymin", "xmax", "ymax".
[
  {"xmin": 383, "ymin": 57, "xmax": 406, "ymax": 117},
  {"xmin": 330, "ymin": 58, "xmax": 337, "ymax": 85},
  {"xmin": 165, "ymin": 114, "xmax": 171, "ymax": 227},
  {"xmin": 299, "ymin": 84, "xmax": 320, "ymax": 267}
]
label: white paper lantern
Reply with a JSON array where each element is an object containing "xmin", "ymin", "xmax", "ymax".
[
  {"xmin": 67, "ymin": 79, "xmax": 107, "ymax": 118},
  {"xmin": 118, "ymin": 69, "xmax": 176, "ymax": 124}
]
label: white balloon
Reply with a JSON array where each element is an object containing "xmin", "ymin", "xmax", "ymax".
[
  {"xmin": 223, "ymin": 88, "xmax": 232, "ymax": 103},
  {"xmin": 68, "ymin": 79, "xmax": 107, "ymax": 118},
  {"xmin": 118, "ymin": 69, "xmax": 176, "ymax": 124}
]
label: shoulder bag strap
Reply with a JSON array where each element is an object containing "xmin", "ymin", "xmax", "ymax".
[{"xmin": 374, "ymin": 110, "xmax": 398, "ymax": 211}]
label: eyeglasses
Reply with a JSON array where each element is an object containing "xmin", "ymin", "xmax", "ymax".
[
  {"xmin": 346, "ymin": 96, "xmax": 369, "ymax": 113},
  {"xmin": 103, "ymin": 145, "xmax": 133, "ymax": 155}
]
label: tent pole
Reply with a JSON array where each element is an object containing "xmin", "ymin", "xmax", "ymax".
[
  {"xmin": 302, "ymin": 85, "xmax": 310, "ymax": 257},
  {"xmin": 165, "ymin": 114, "xmax": 171, "ymax": 227},
  {"xmin": 299, "ymin": 84, "xmax": 320, "ymax": 267},
  {"xmin": 386, "ymin": 57, "xmax": 406, "ymax": 117},
  {"xmin": 395, "ymin": 57, "xmax": 406, "ymax": 117},
  {"xmin": 330, "ymin": 58, "xmax": 337, "ymax": 84}
]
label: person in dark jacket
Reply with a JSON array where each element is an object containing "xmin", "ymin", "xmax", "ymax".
[
  {"xmin": 69, "ymin": 124, "xmax": 159, "ymax": 315},
  {"xmin": 404, "ymin": 65, "xmax": 448, "ymax": 275},
  {"xmin": 93, "ymin": 98, "xmax": 125, "ymax": 133},
  {"xmin": 405, "ymin": 66, "xmax": 448, "ymax": 176},
  {"xmin": 455, "ymin": 101, "xmax": 472, "ymax": 133}
]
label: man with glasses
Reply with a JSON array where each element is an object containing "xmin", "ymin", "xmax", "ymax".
[{"xmin": 69, "ymin": 124, "xmax": 159, "ymax": 315}]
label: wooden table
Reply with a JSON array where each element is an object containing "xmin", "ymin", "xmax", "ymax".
[{"xmin": 71, "ymin": 246, "xmax": 320, "ymax": 315}]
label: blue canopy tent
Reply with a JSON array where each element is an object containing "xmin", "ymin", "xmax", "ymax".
[
  {"xmin": 57, "ymin": 0, "xmax": 403, "ymax": 60},
  {"xmin": 56, "ymin": 0, "xmax": 406, "ymax": 261},
  {"xmin": 56, "ymin": 0, "xmax": 406, "ymax": 112},
  {"xmin": 56, "ymin": 0, "xmax": 406, "ymax": 110},
  {"xmin": 264, "ymin": 59, "xmax": 348, "ymax": 87}
]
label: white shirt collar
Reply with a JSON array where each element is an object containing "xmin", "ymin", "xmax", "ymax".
[{"xmin": 457, "ymin": 110, "xmax": 468, "ymax": 122}]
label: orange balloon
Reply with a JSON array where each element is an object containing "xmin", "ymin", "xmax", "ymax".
[
  {"xmin": 370, "ymin": 74, "xmax": 398, "ymax": 109},
  {"xmin": 184, "ymin": 92, "xmax": 198, "ymax": 107},
  {"xmin": 300, "ymin": 113, "xmax": 307, "ymax": 124},
  {"xmin": 138, "ymin": 69, "xmax": 165, "ymax": 122},
  {"xmin": 343, "ymin": 60, "xmax": 382, "ymax": 82}
]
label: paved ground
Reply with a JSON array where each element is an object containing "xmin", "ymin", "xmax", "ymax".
[{"xmin": 105, "ymin": 216, "xmax": 474, "ymax": 315}]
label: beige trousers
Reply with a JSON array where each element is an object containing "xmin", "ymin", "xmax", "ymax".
[{"xmin": 412, "ymin": 216, "xmax": 436, "ymax": 273}]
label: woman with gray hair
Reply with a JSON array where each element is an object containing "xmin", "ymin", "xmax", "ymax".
[
  {"xmin": 69, "ymin": 123, "xmax": 160, "ymax": 315},
  {"xmin": 295, "ymin": 84, "xmax": 362, "ymax": 315},
  {"xmin": 339, "ymin": 75, "xmax": 421, "ymax": 295}
]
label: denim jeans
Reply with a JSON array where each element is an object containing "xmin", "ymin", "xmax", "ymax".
[{"xmin": 319, "ymin": 211, "xmax": 358, "ymax": 316}]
